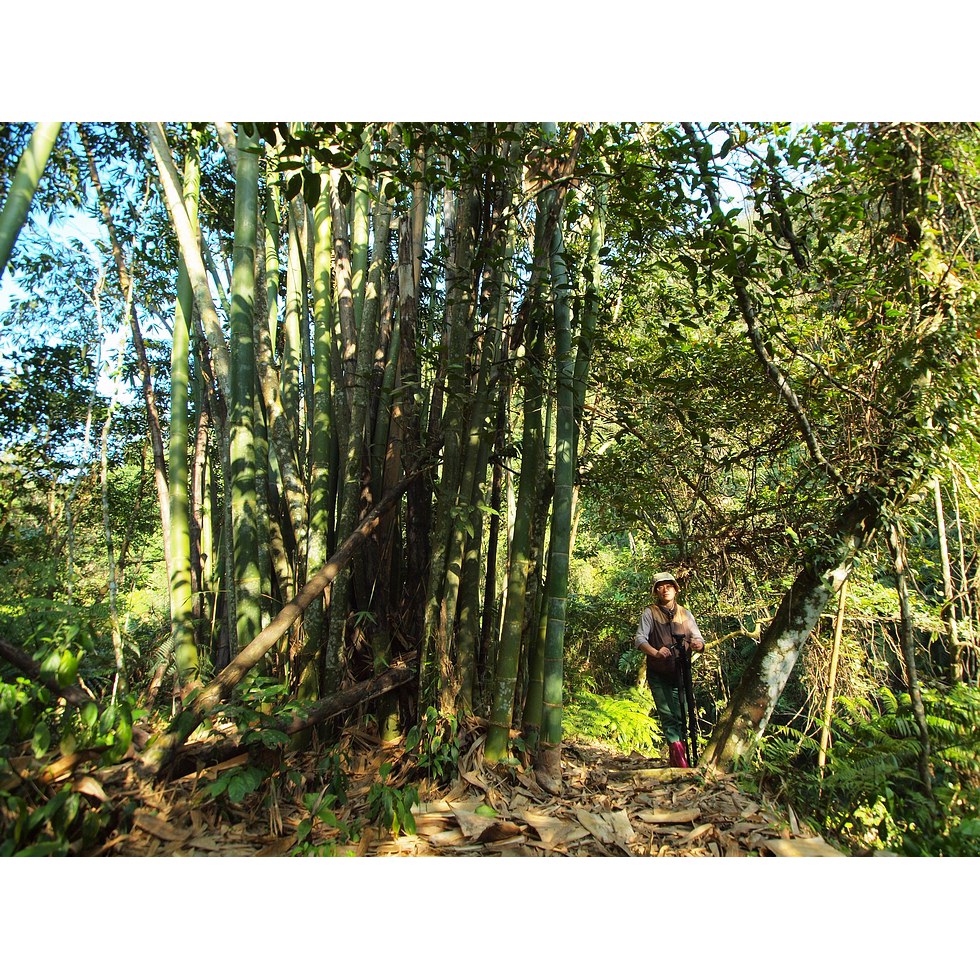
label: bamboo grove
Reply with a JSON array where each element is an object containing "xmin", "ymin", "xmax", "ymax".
[{"xmin": 3, "ymin": 121, "xmax": 980, "ymax": 796}]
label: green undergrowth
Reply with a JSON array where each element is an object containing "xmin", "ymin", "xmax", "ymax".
[
  {"xmin": 0, "ymin": 615, "xmax": 147, "ymax": 855},
  {"xmin": 562, "ymin": 686, "xmax": 663, "ymax": 755},
  {"xmin": 749, "ymin": 683, "xmax": 980, "ymax": 856}
]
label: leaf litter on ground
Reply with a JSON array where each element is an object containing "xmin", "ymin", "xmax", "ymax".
[{"xmin": 91, "ymin": 723, "xmax": 845, "ymax": 857}]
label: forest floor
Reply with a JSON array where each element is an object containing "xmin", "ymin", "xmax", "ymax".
[{"xmin": 96, "ymin": 722, "xmax": 849, "ymax": 857}]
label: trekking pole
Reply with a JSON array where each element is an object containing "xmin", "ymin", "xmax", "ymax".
[
  {"xmin": 672, "ymin": 635, "xmax": 692, "ymax": 766},
  {"xmin": 682, "ymin": 646, "xmax": 700, "ymax": 766}
]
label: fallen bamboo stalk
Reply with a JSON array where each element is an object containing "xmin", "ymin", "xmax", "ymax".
[
  {"xmin": 0, "ymin": 637, "xmax": 95, "ymax": 708},
  {"xmin": 140, "ymin": 469, "xmax": 424, "ymax": 777},
  {"xmin": 169, "ymin": 664, "xmax": 417, "ymax": 777}
]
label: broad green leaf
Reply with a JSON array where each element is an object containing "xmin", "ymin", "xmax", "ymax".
[{"xmin": 31, "ymin": 721, "xmax": 50, "ymax": 758}]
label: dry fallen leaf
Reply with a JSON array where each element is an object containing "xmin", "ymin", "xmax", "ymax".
[
  {"xmin": 133, "ymin": 813, "xmax": 191, "ymax": 842},
  {"xmin": 461, "ymin": 769, "xmax": 490, "ymax": 792},
  {"xmin": 477, "ymin": 821, "xmax": 524, "ymax": 843},
  {"xmin": 449, "ymin": 803, "xmax": 500, "ymax": 840},
  {"xmin": 765, "ymin": 836, "xmax": 843, "ymax": 857},
  {"xmin": 414, "ymin": 812, "xmax": 452, "ymax": 836},
  {"xmin": 608, "ymin": 809, "xmax": 636, "ymax": 845},
  {"xmin": 428, "ymin": 828, "xmax": 467, "ymax": 847},
  {"xmin": 573, "ymin": 807, "xmax": 632, "ymax": 845},
  {"xmin": 677, "ymin": 823, "xmax": 713, "ymax": 846},
  {"xmin": 521, "ymin": 811, "xmax": 590, "ymax": 847},
  {"xmin": 72, "ymin": 775, "xmax": 109, "ymax": 803},
  {"xmin": 635, "ymin": 807, "xmax": 700, "ymax": 825}
]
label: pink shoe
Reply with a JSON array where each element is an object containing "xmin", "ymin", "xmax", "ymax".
[{"xmin": 669, "ymin": 741, "xmax": 689, "ymax": 768}]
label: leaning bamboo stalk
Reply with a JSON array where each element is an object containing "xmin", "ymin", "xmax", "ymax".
[
  {"xmin": 167, "ymin": 665, "xmax": 417, "ymax": 775},
  {"xmin": 140, "ymin": 469, "xmax": 426, "ymax": 776},
  {"xmin": 142, "ymin": 122, "xmax": 232, "ymax": 400},
  {"xmin": 818, "ymin": 577, "xmax": 848, "ymax": 773},
  {"xmin": 0, "ymin": 122, "xmax": 61, "ymax": 278}
]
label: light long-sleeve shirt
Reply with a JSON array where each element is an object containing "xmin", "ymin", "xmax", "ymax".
[{"xmin": 635, "ymin": 602, "xmax": 704, "ymax": 654}]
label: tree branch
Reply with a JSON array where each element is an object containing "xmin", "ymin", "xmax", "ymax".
[{"xmin": 680, "ymin": 122, "xmax": 845, "ymax": 490}]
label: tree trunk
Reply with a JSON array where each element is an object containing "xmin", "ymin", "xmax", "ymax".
[{"xmin": 701, "ymin": 492, "xmax": 881, "ymax": 769}]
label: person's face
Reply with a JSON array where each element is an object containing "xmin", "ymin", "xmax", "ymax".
[{"xmin": 656, "ymin": 582, "xmax": 677, "ymax": 603}]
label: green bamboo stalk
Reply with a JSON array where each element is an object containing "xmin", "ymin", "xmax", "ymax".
[
  {"xmin": 419, "ymin": 182, "xmax": 481, "ymax": 712},
  {"xmin": 169, "ymin": 130, "xmax": 201, "ymax": 683},
  {"xmin": 351, "ymin": 131, "xmax": 372, "ymax": 329},
  {"xmin": 309, "ymin": 160, "xmax": 336, "ymax": 555},
  {"xmin": 299, "ymin": 163, "xmax": 337, "ymax": 700},
  {"xmin": 0, "ymin": 122, "xmax": 61, "ymax": 279},
  {"xmin": 396, "ymin": 211, "xmax": 431, "ymax": 653},
  {"xmin": 352, "ymin": 188, "xmax": 393, "ymax": 607},
  {"xmin": 191, "ymin": 344, "xmax": 216, "ymax": 654},
  {"xmin": 253, "ymin": 293, "xmax": 309, "ymax": 568},
  {"xmin": 539, "ymin": 210, "xmax": 576, "ymax": 764},
  {"xmin": 478, "ymin": 397, "xmax": 507, "ymax": 702},
  {"xmin": 196, "ymin": 385, "xmax": 216, "ymax": 650},
  {"xmin": 484, "ymin": 320, "xmax": 548, "ymax": 761},
  {"xmin": 455, "ymin": 169, "xmax": 520, "ymax": 709},
  {"xmin": 323, "ymin": 163, "xmax": 373, "ymax": 692},
  {"xmin": 522, "ymin": 583, "xmax": 549, "ymax": 741},
  {"xmin": 252, "ymin": 172, "xmax": 310, "ymax": 579},
  {"xmin": 263, "ymin": 154, "xmax": 281, "ymax": 352},
  {"xmin": 228, "ymin": 124, "xmax": 262, "ymax": 651},
  {"xmin": 282, "ymin": 201, "xmax": 304, "ymax": 423},
  {"xmin": 484, "ymin": 125, "xmax": 566, "ymax": 759},
  {"xmin": 252, "ymin": 214, "xmax": 273, "ymax": 634},
  {"xmin": 521, "ymin": 369, "xmax": 557, "ymax": 735},
  {"xmin": 143, "ymin": 123, "xmax": 232, "ymax": 402},
  {"xmin": 370, "ymin": 283, "xmax": 401, "ymax": 501}
]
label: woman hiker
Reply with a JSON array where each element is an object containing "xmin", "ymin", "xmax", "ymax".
[{"xmin": 634, "ymin": 571, "xmax": 705, "ymax": 768}]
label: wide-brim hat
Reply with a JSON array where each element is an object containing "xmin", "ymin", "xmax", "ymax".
[{"xmin": 652, "ymin": 572, "xmax": 680, "ymax": 590}]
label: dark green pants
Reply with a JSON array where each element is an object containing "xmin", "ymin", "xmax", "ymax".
[{"xmin": 648, "ymin": 671, "xmax": 684, "ymax": 744}]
